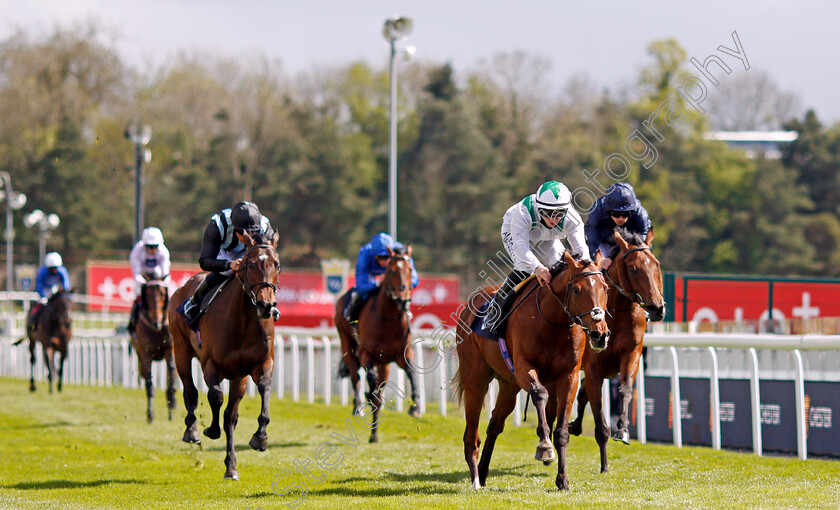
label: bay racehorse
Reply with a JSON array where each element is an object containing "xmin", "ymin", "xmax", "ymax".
[
  {"xmin": 19, "ymin": 289, "xmax": 72, "ymax": 393},
  {"xmin": 169, "ymin": 230, "xmax": 280, "ymax": 480},
  {"xmin": 131, "ymin": 278, "xmax": 176, "ymax": 423},
  {"xmin": 569, "ymin": 228, "xmax": 665, "ymax": 473},
  {"xmin": 335, "ymin": 245, "xmax": 422, "ymax": 443},
  {"xmin": 454, "ymin": 250, "xmax": 610, "ymax": 490}
]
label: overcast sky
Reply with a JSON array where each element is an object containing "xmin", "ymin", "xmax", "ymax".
[{"xmin": 2, "ymin": 0, "xmax": 838, "ymax": 122}]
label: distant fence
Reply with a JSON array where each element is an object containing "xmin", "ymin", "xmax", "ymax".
[{"xmin": 2, "ymin": 324, "xmax": 839, "ymax": 461}]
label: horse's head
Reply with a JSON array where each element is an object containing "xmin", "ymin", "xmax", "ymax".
[
  {"xmin": 141, "ymin": 280, "xmax": 169, "ymax": 330},
  {"xmin": 47, "ymin": 289, "xmax": 73, "ymax": 332},
  {"xmin": 382, "ymin": 244, "xmax": 413, "ymax": 313},
  {"xmin": 613, "ymin": 228, "xmax": 666, "ymax": 321},
  {"xmin": 238, "ymin": 230, "xmax": 282, "ymax": 320},
  {"xmin": 557, "ymin": 250, "xmax": 610, "ymax": 351}
]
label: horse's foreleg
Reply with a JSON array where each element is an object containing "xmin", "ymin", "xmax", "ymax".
[
  {"xmin": 569, "ymin": 375, "xmax": 589, "ymax": 436},
  {"xmin": 615, "ymin": 354, "xmax": 642, "ymax": 445},
  {"xmin": 583, "ymin": 373, "xmax": 609, "ymax": 473},
  {"xmin": 139, "ymin": 355, "xmax": 154, "ymax": 424},
  {"xmin": 517, "ymin": 368, "xmax": 553, "ymax": 464},
  {"xmin": 478, "ymin": 380, "xmax": 519, "ymax": 486},
  {"xmin": 249, "ymin": 360, "xmax": 272, "ymax": 452},
  {"xmin": 366, "ymin": 363, "xmax": 388, "ymax": 443},
  {"xmin": 546, "ymin": 382, "xmax": 558, "ymax": 437},
  {"xmin": 223, "ymin": 378, "xmax": 246, "ymax": 480},
  {"xmin": 57, "ymin": 349, "xmax": 66, "ymax": 393},
  {"xmin": 395, "ymin": 355, "xmax": 422, "ymax": 418},
  {"xmin": 174, "ymin": 339, "xmax": 200, "ymax": 443},
  {"xmin": 165, "ymin": 349, "xmax": 177, "ymax": 421},
  {"xmin": 203, "ymin": 361, "xmax": 223, "ymax": 440},
  {"xmin": 28, "ymin": 340, "xmax": 36, "ymax": 392},
  {"xmin": 44, "ymin": 344, "xmax": 56, "ymax": 394},
  {"xmin": 553, "ymin": 369, "xmax": 581, "ymax": 490}
]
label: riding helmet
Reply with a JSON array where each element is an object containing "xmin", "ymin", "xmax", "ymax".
[{"xmin": 231, "ymin": 202, "xmax": 262, "ymax": 232}]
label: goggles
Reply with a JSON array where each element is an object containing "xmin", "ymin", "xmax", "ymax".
[
  {"xmin": 539, "ymin": 208, "xmax": 567, "ymax": 221},
  {"xmin": 609, "ymin": 211, "xmax": 631, "ymax": 218}
]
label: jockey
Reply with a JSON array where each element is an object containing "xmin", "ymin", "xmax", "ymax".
[
  {"xmin": 342, "ymin": 232, "xmax": 419, "ymax": 323},
  {"xmin": 584, "ymin": 182, "xmax": 651, "ymax": 270},
  {"xmin": 127, "ymin": 227, "xmax": 171, "ymax": 335},
  {"xmin": 182, "ymin": 201, "xmax": 275, "ymax": 328},
  {"xmin": 29, "ymin": 252, "xmax": 72, "ymax": 332},
  {"xmin": 483, "ymin": 180, "xmax": 587, "ymax": 336}
]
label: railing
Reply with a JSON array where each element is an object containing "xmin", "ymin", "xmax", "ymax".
[{"xmin": 2, "ymin": 325, "xmax": 838, "ymax": 460}]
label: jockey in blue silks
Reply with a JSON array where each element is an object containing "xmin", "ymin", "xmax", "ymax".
[
  {"xmin": 584, "ymin": 182, "xmax": 652, "ymax": 270},
  {"xmin": 342, "ymin": 232, "xmax": 419, "ymax": 323},
  {"xmin": 29, "ymin": 251, "xmax": 72, "ymax": 333}
]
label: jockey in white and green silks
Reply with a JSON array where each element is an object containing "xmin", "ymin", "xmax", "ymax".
[{"xmin": 484, "ymin": 180, "xmax": 588, "ymax": 335}]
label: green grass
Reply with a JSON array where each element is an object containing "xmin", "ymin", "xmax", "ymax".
[{"xmin": 0, "ymin": 377, "xmax": 837, "ymax": 510}]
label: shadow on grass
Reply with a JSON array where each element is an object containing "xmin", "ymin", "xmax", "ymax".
[
  {"xmin": 4, "ymin": 421, "xmax": 74, "ymax": 430},
  {"xmin": 6, "ymin": 479, "xmax": 147, "ymax": 490},
  {"xmin": 336, "ymin": 465, "xmax": 534, "ymax": 485},
  {"xmin": 202, "ymin": 440, "xmax": 308, "ymax": 452},
  {"xmin": 309, "ymin": 486, "xmax": 458, "ymax": 497}
]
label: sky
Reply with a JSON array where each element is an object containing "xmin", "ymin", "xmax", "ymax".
[{"xmin": 1, "ymin": 0, "xmax": 838, "ymax": 122}]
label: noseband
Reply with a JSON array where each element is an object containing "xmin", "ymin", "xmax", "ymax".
[
  {"xmin": 538, "ymin": 269, "xmax": 607, "ymax": 330},
  {"xmin": 235, "ymin": 244, "xmax": 279, "ymax": 307}
]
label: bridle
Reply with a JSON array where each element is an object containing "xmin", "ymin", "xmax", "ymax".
[
  {"xmin": 537, "ymin": 269, "xmax": 607, "ymax": 331},
  {"xmin": 375, "ymin": 255, "xmax": 412, "ymax": 321},
  {"xmin": 138, "ymin": 281, "xmax": 169, "ymax": 331},
  {"xmin": 603, "ymin": 245, "xmax": 653, "ymax": 311},
  {"xmin": 234, "ymin": 244, "xmax": 279, "ymax": 308}
]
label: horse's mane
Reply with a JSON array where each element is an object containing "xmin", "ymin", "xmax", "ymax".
[
  {"xmin": 47, "ymin": 290, "xmax": 69, "ymax": 304},
  {"xmin": 608, "ymin": 227, "xmax": 646, "ymax": 259},
  {"xmin": 392, "ymin": 245, "xmax": 408, "ymax": 256},
  {"xmin": 249, "ymin": 230, "xmax": 276, "ymax": 247},
  {"xmin": 549, "ymin": 252, "xmax": 592, "ymax": 277}
]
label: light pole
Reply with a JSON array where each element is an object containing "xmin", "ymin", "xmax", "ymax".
[
  {"xmin": 24, "ymin": 209, "xmax": 60, "ymax": 266},
  {"xmin": 125, "ymin": 121, "xmax": 152, "ymax": 244},
  {"xmin": 0, "ymin": 171, "xmax": 27, "ymax": 333},
  {"xmin": 383, "ymin": 16, "xmax": 415, "ymax": 240}
]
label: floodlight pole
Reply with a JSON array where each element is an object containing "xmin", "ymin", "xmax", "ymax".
[{"xmin": 388, "ymin": 37, "xmax": 398, "ymax": 240}]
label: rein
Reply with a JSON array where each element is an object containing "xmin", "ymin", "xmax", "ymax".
[{"xmin": 540, "ymin": 270, "xmax": 607, "ymax": 330}]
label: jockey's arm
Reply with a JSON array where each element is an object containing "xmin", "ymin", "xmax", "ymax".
[
  {"xmin": 563, "ymin": 211, "xmax": 589, "ymax": 259},
  {"xmin": 354, "ymin": 247, "xmax": 378, "ymax": 294},
  {"xmin": 584, "ymin": 202, "xmax": 604, "ymax": 260},
  {"xmin": 409, "ymin": 259, "xmax": 419, "ymax": 289},
  {"xmin": 198, "ymin": 221, "xmax": 231, "ymax": 273},
  {"xmin": 504, "ymin": 209, "xmax": 543, "ymax": 275}
]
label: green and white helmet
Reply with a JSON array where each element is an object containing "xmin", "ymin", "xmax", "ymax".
[{"xmin": 534, "ymin": 181, "xmax": 571, "ymax": 218}]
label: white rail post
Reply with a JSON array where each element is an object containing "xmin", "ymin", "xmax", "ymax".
[
  {"xmin": 669, "ymin": 346, "xmax": 682, "ymax": 448},
  {"xmin": 487, "ymin": 378, "xmax": 498, "ymax": 418},
  {"xmin": 275, "ymin": 336, "xmax": 284, "ymax": 399},
  {"xmin": 708, "ymin": 347, "xmax": 721, "ymax": 450},
  {"xmin": 104, "ymin": 341, "xmax": 112, "ymax": 386},
  {"xmin": 438, "ymin": 352, "xmax": 447, "ymax": 417},
  {"xmin": 322, "ymin": 336, "xmax": 331, "ymax": 405},
  {"xmin": 414, "ymin": 342, "xmax": 426, "ymax": 415},
  {"xmin": 748, "ymin": 347, "xmax": 762, "ymax": 456},
  {"xmin": 636, "ymin": 355, "xmax": 646, "ymax": 444},
  {"xmin": 122, "ymin": 339, "xmax": 130, "ymax": 388},
  {"xmin": 513, "ymin": 389, "xmax": 522, "ymax": 427},
  {"xmin": 792, "ymin": 349, "xmax": 807, "ymax": 460},
  {"xmin": 340, "ymin": 374, "xmax": 349, "ymax": 407},
  {"xmin": 602, "ymin": 378, "xmax": 611, "ymax": 430},
  {"xmin": 306, "ymin": 335, "xmax": 315, "ymax": 404},
  {"xmin": 290, "ymin": 335, "xmax": 300, "ymax": 402},
  {"xmin": 396, "ymin": 368, "xmax": 405, "ymax": 412}
]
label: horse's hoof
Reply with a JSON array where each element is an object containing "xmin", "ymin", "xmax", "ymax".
[
  {"xmin": 535, "ymin": 443, "xmax": 555, "ymax": 463},
  {"xmin": 168, "ymin": 411, "xmax": 173, "ymax": 422},
  {"xmin": 471, "ymin": 478, "xmax": 481, "ymax": 490},
  {"xmin": 147, "ymin": 415, "xmax": 154, "ymax": 424},
  {"xmin": 224, "ymin": 470, "xmax": 240, "ymax": 481},
  {"xmin": 182, "ymin": 428, "xmax": 201, "ymax": 444},
  {"xmin": 569, "ymin": 421, "xmax": 582, "ymax": 436},
  {"xmin": 555, "ymin": 474, "xmax": 570, "ymax": 491},
  {"xmin": 543, "ymin": 458, "xmax": 554, "ymax": 466},
  {"xmin": 369, "ymin": 434, "xmax": 378, "ymax": 443},
  {"xmin": 612, "ymin": 430, "xmax": 631, "ymax": 445},
  {"xmin": 29, "ymin": 386, "xmax": 36, "ymax": 393},
  {"xmin": 203, "ymin": 426, "xmax": 221, "ymax": 440},
  {"xmin": 408, "ymin": 405, "xmax": 422, "ymax": 418},
  {"xmin": 249, "ymin": 434, "xmax": 268, "ymax": 452}
]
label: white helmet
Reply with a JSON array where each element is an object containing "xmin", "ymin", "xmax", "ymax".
[
  {"xmin": 44, "ymin": 252, "xmax": 63, "ymax": 268},
  {"xmin": 141, "ymin": 227, "xmax": 164, "ymax": 246},
  {"xmin": 534, "ymin": 181, "xmax": 571, "ymax": 218}
]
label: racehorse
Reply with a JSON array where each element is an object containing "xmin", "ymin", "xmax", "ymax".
[
  {"xmin": 168, "ymin": 230, "xmax": 280, "ymax": 480},
  {"xmin": 21, "ymin": 289, "xmax": 72, "ymax": 393},
  {"xmin": 569, "ymin": 228, "xmax": 665, "ymax": 473},
  {"xmin": 131, "ymin": 278, "xmax": 176, "ymax": 423},
  {"xmin": 453, "ymin": 250, "xmax": 610, "ymax": 490},
  {"xmin": 335, "ymin": 245, "xmax": 421, "ymax": 443}
]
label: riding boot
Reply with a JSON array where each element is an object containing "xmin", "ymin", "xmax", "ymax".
[
  {"xmin": 484, "ymin": 270, "xmax": 529, "ymax": 336},
  {"xmin": 27, "ymin": 304, "xmax": 43, "ymax": 334},
  {"xmin": 127, "ymin": 301, "xmax": 139, "ymax": 334},
  {"xmin": 343, "ymin": 291, "xmax": 364, "ymax": 324},
  {"xmin": 183, "ymin": 274, "xmax": 219, "ymax": 328}
]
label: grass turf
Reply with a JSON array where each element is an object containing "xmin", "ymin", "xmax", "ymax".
[{"xmin": 0, "ymin": 377, "xmax": 837, "ymax": 509}]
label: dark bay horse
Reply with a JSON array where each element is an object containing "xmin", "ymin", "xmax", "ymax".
[
  {"xmin": 454, "ymin": 251, "xmax": 610, "ymax": 490},
  {"xmin": 169, "ymin": 231, "xmax": 280, "ymax": 480},
  {"xmin": 131, "ymin": 278, "xmax": 176, "ymax": 423},
  {"xmin": 569, "ymin": 228, "xmax": 666, "ymax": 473},
  {"xmin": 335, "ymin": 245, "xmax": 421, "ymax": 443},
  {"xmin": 21, "ymin": 289, "xmax": 72, "ymax": 393}
]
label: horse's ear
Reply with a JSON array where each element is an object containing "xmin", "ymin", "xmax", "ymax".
[
  {"xmin": 271, "ymin": 229, "xmax": 280, "ymax": 248},
  {"xmin": 405, "ymin": 243, "xmax": 412, "ymax": 257},
  {"xmin": 563, "ymin": 250, "xmax": 579, "ymax": 269},
  {"xmin": 239, "ymin": 230, "xmax": 255, "ymax": 247},
  {"xmin": 614, "ymin": 229, "xmax": 630, "ymax": 252},
  {"xmin": 645, "ymin": 226, "xmax": 655, "ymax": 246},
  {"xmin": 593, "ymin": 250, "xmax": 604, "ymax": 268},
  {"xmin": 387, "ymin": 246, "xmax": 396, "ymax": 257}
]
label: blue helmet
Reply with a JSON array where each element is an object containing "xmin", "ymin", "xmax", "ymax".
[
  {"xmin": 370, "ymin": 233, "xmax": 394, "ymax": 257},
  {"xmin": 604, "ymin": 183, "xmax": 638, "ymax": 212}
]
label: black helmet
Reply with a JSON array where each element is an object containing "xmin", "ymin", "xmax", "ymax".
[
  {"xmin": 231, "ymin": 202, "xmax": 262, "ymax": 232},
  {"xmin": 604, "ymin": 183, "xmax": 638, "ymax": 212}
]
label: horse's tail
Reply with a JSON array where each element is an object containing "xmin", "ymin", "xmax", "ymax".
[
  {"xmin": 450, "ymin": 370, "xmax": 465, "ymax": 408},
  {"xmin": 12, "ymin": 336, "xmax": 27, "ymax": 346}
]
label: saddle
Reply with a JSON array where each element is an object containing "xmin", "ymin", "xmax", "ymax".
[
  {"xmin": 470, "ymin": 274, "xmax": 536, "ymax": 342},
  {"xmin": 176, "ymin": 274, "xmax": 234, "ymax": 331}
]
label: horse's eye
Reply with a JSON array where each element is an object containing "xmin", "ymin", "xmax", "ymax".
[{"xmin": 573, "ymin": 287, "xmax": 580, "ymax": 294}]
